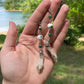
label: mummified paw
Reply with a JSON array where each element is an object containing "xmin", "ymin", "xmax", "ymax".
[{"xmin": 37, "ymin": 58, "xmax": 44, "ymax": 73}]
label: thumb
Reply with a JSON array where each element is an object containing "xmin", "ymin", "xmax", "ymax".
[{"xmin": 4, "ymin": 22, "xmax": 17, "ymax": 49}]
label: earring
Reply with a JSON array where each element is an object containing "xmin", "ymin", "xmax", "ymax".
[
  {"xmin": 45, "ymin": 9, "xmax": 58, "ymax": 63},
  {"xmin": 37, "ymin": 8, "xmax": 58, "ymax": 73},
  {"xmin": 37, "ymin": 24, "xmax": 44, "ymax": 72},
  {"xmin": 45, "ymin": 8, "xmax": 53, "ymax": 47}
]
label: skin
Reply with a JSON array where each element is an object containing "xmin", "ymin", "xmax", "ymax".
[{"xmin": 0, "ymin": 0, "xmax": 69, "ymax": 84}]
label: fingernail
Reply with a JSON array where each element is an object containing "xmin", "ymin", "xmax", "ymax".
[{"xmin": 9, "ymin": 21, "xmax": 13, "ymax": 26}]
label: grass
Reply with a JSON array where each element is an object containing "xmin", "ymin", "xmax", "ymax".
[
  {"xmin": 45, "ymin": 44, "xmax": 84, "ymax": 84},
  {"xmin": 0, "ymin": 34, "xmax": 84, "ymax": 84}
]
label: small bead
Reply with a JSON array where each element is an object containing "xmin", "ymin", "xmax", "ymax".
[
  {"xmin": 48, "ymin": 33, "xmax": 52, "ymax": 37},
  {"xmin": 45, "ymin": 40, "xmax": 50, "ymax": 47},
  {"xmin": 48, "ymin": 14, "xmax": 52, "ymax": 19},
  {"xmin": 37, "ymin": 35, "xmax": 43, "ymax": 40},
  {"xmin": 39, "ymin": 26, "xmax": 42, "ymax": 30},
  {"xmin": 48, "ymin": 9, "xmax": 51, "ymax": 12},
  {"xmin": 39, "ymin": 44, "xmax": 42, "ymax": 48},
  {"xmin": 40, "ymin": 51, "xmax": 43, "ymax": 56},
  {"xmin": 47, "ymin": 23, "xmax": 53, "ymax": 29}
]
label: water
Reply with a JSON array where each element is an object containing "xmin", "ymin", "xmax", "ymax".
[{"xmin": 0, "ymin": 6, "xmax": 26, "ymax": 32}]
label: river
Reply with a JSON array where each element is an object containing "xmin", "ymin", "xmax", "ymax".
[{"xmin": 0, "ymin": 6, "xmax": 27, "ymax": 32}]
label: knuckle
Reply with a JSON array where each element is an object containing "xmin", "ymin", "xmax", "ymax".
[
  {"xmin": 67, "ymin": 20, "xmax": 70, "ymax": 25},
  {"xmin": 65, "ymin": 19, "xmax": 70, "ymax": 26},
  {"xmin": 55, "ymin": 0, "xmax": 61, "ymax": 4},
  {"xmin": 43, "ymin": 1, "xmax": 51, "ymax": 9},
  {"xmin": 67, "ymin": 20, "xmax": 70, "ymax": 23}
]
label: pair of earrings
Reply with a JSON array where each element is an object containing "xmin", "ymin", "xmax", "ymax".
[{"xmin": 37, "ymin": 9, "xmax": 57, "ymax": 72}]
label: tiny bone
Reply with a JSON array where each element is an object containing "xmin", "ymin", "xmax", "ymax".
[
  {"xmin": 47, "ymin": 47, "xmax": 57, "ymax": 63},
  {"xmin": 37, "ymin": 57, "xmax": 44, "ymax": 72}
]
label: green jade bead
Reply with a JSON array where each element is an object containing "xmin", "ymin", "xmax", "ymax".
[
  {"xmin": 39, "ymin": 44, "xmax": 42, "ymax": 48},
  {"xmin": 39, "ymin": 26, "xmax": 42, "ymax": 30},
  {"xmin": 48, "ymin": 14, "xmax": 52, "ymax": 19},
  {"xmin": 51, "ymin": 25, "xmax": 53, "ymax": 28},
  {"xmin": 48, "ymin": 33, "xmax": 52, "ymax": 37}
]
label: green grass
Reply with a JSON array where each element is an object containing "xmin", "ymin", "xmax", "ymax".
[
  {"xmin": 45, "ymin": 44, "xmax": 84, "ymax": 84},
  {"xmin": 0, "ymin": 34, "xmax": 84, "ymax": 84}
]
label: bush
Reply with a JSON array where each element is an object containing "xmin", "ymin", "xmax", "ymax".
[
  {"xmin": 17, "ymin": 25, "xmax": 25, "ymax": 34},
  {"xmin": 0, "ymin": 35, "xmax": 6, "ymax": 44},
  {"xmin": 64, "ymin": 28, "xmax": 81, "ymax": 46},
  {"xmin": 74, "ymin": 41, "xmax": 84, "ymax": 48},
  {"xmin": 17, "ymin": 25, "xmax": 25, "ymax": 39}
]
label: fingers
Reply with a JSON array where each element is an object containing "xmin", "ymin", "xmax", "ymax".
[
  {"xmin": 40, "ymin": 0, "xmax": 61, "ymax": 36},
  {"xmin": 53, "ymin": 4, "xmax": 69, "ymax": 34},
  {"xmin": 3, "ymin": 22, "xmax": 17, "ymax": 49},
  {"xmin": 53, "ymin": 19, "xmax": 70, "ymax": 53},
  {"xmin": 44, "ymin": 4, "xmax": 69, "ymax": 43},
  {"xmin": 22, "ymin": 0, "xmax": 51, "ymax": 35}
]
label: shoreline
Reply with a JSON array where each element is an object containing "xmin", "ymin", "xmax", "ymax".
[
  {"xmin": 0, "ymin": 9, "xmax": 23, "ymax": 12},
  {"xmin": 0, "ymin": 32, "xmax": 7, "ymax": 35},
  {"xmin": 4, "ymin": 9, "xmax": 23, "ymax": 12}
]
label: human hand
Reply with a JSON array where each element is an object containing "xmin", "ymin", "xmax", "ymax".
[{"xmin": 0, "ymin": 0, "xmax": 69, "ymax": 84}]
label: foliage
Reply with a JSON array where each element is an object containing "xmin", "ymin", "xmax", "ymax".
[
  {"xmin": 17, "ymin": 25, "xmax": 25, "ymax": 34},
  {"xmin": 0, "ymin": 2, "xmax": 4, "ymax": 6},
  {"xmin": 0, "ymin": 35, "xmax": 6, "ymax": 44},
  {"xmin": 4, "ymin": 0, "xmax": 24, "ymax": 10},
  {"xmin": 0, "ymin": 35, "xmax": 6, "ymax": 50},
  {"xmin": 21, "ymin": 0, "xmax": 84, "ymax": 46},
  {"xmin": 64, "ymin": 0, "xmax": 84, "ymax": 45},
  {"xmin": 16, "ymin": 25, "xmax": 25, "ymax": 40},
  {"xmin": 65, "ymin": 28, "xmax": 84, "ymax": 47},
  {"xmin": 66, "ymin": 0, "xmax": 84, "ymax": 28},
  {"xmin": 4, "ymin": 0, "xmax": 84, "ymax": 46},
  {"xmin": 21, "ymin": 0, "xmax": 41, "ymax": 14},
  {"xmin": 64, "ymin": 28, "xmax": 80, "ymax": 45},
  {"xmin": 74, "ymin": 41, "xmax": 84, "ymax": 48}
]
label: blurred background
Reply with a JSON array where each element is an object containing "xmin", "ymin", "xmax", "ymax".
[{"xmin": 0, "ymin": 0, "xmax": 84, "ymax": 84}]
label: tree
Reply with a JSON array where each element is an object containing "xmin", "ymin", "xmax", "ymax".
[
  {"xmin": 64, "ymin": 0, "xmax": 84, "ymax": 45},
  {"xmin": 4, "ymin": 0, "xmax": 24, "ymax": 10},
  {"xmin": 21, "ymin": 0, "xmax": 41, "ymax": 14},
  {"xmin": 4, "ymin": 0, "xmax": 84, "ymax": 45}
]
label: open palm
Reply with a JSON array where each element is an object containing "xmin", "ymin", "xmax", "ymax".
[{"xmin": 0, "ymin": 0, "xmax": 69, "ymax": 84}]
